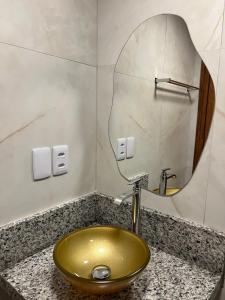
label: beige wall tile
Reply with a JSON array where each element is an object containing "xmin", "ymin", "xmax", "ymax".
[
  {"xmin": 97, "ymin": 65, "xmax": 128, "ymax": 196},
  {"xmin": 0, "ymin": 43, "xmax": 96, "ymax": 225},
  {"xmin": 98, "ymin": 0, "xmax": 224, "ymax": 66},
  {"xmin": 0, "ymin": 0, "xmax": 97, "ymax": 65},
  {"xmin": 204, "ymin": 49, "xmax": 225, "ymax": 231}
]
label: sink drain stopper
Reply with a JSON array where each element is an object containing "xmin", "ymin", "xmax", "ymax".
[{"xmin": 91, "ymin": 265, "xmax": 111, "ymax": 280}]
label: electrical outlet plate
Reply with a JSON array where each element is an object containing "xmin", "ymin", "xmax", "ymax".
[
  {"xmin": 117, "ymin": 138, "xmax": 126, "ymax": 161},
  {"xmin": 52, "ymin": 145, "xmax": 69, "ymax": 176}
]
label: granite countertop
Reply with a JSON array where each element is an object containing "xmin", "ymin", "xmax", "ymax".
[
  {"xmin": 1, "ymin": 244, "xmax": 221, "ymax": 300},
  {"xmin": 0, "ymin": 193, "xmax": 224, "ymax": 299}
]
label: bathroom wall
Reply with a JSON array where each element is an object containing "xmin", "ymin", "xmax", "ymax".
[
  {"xmin": 0, "ymin": 0, "xmax": 97, "ymax": 226},
  {"xmin": 110, "ymin": 14, "xmax": 201, "ymax": 190},
  {"xmin": 97, "ymin": 0, "xmax": 225, "ymax": 232},
  {"xmin": 0, "ymin": 0, "xmax": 224, "ymax": 233}
]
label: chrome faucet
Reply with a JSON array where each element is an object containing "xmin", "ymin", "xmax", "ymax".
[
  {"xmin": 159, "ymin": 168, "xmax": 176, "ymax": 196},
  {"xmin": 114, "ymin": 178, "xmax": 142, "ymax": 236}
]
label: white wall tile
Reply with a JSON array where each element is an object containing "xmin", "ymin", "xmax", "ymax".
[
  {"xmin": 0, "ymin": 43, "xmax": 96, "ymax": 225},
  {"xmin": 0, "ymin": 0, "xmax": 97, "ymax": 65},
  {"xmin": 204, "ymin": 49, "xmax": 225, "ymax": 231},
  {"xmin": 98, "ymin": 0, "xmax": 224, "ymax": 66},
  {"xmin": 97, "ymin": 65, "xmax": 128, "ymax": 196},
  {"xmin": 221, "ymin": 2, "xmax": 225, "ymax": 49}
]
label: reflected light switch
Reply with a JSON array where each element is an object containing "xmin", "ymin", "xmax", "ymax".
[{"xmin": 126, "ymin": 137, "xmax": 135, "ymax": 159}]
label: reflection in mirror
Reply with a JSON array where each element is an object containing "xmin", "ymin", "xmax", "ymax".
[{"xmin": 109, "ymin": 14, "xmax": 215, "ymax": 197}]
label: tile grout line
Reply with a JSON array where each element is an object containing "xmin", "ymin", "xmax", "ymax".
[{"xmin": 0, "ymin": 40, "xmax": 97, "ymax": 69}]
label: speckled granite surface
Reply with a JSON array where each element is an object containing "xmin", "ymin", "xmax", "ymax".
[
  {"xmin": 0, "ymin": 193, "xmax": 96, "ymax": 272},
  {"xmin": 1, "ymin": 245, "xmax": 221, "ymax": 300},
  {"xmin": 95, "ymin": 194, "xmax": 225, "ymax": 274},
  {"xmin": 0, "ymin": 192, "xmax": 225, "ymax": 299}
]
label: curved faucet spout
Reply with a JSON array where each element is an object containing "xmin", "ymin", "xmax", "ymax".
[{"xmin": 114, "ymin": 179, "xmax": 142, "ymax": 236}]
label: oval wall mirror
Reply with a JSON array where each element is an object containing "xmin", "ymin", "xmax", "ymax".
[{"xmin": 108, "ymin": 14, "xmax": 215, "ymax": 197}]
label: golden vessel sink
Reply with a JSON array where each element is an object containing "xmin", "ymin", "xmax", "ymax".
[
  {"xmin": 53, "ymin": 226, "xmax": 150, "ymax": 295},
  {"xmin": 153, "ymin": 187, "xmax": 180, "ymax": 196}
]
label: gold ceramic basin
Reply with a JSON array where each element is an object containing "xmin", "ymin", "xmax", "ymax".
[
  {"xmin": 53, "ymin": 226, "xmax": 150, "ymax": 295},
  {"xmin": 153, "ymin": 187, "xmax": 180, "ymax": 196}
]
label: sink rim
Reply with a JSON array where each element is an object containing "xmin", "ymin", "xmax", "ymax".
[
  {"xmin": 53, "ymin": 225, "xmax": 151, "ymax": 284},
  {"xmin": 153, "ymin": 187, "xmax": 180, "ymax": 196}
]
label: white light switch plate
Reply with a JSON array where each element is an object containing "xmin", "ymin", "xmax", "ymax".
[
  {"xmin": 52, "ymin": 145, "xmax": 69, "ymax": 176},
  {"xmin": 32, "ymin": 147, "xmax": 51, "ymax": 180}
]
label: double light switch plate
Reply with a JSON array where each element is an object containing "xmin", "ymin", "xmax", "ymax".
[{"xmin": 32, "ymin": 145, "xmax": 69, "ymax": 180}]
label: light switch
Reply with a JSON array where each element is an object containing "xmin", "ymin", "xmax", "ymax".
[
  {"xmin": 52, "ymin": 145, "xmax": 69, "ymax": 176},
  {"xmin": 32, "ymin": 147, "xmax": 51, "ymax": 180},
  {"xmin": 117, "ymin": 138, "xmax": 126, "ymax": 161},
  {"xmin": 126, "ymin": 137, "xmax": 135, "ymax": 159}
]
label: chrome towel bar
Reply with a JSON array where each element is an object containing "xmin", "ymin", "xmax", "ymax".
[{"xmin": 155, "ymin": 78, "xmax": 199, "ymax": 91}]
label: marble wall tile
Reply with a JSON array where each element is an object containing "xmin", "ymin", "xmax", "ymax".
[
  {"xmin": 139, "ymin": 126, "xmax": 213, "ymax": 224},
  {"xmin": 115, "ymin": 14, "xmax": 166, "ymax": 80},
  {"xmin": 203, "ymin": 29, "xmax": 225, "ymax": 231},
  {"xmin": 221, "ymin": 3, "xmax": 225, "ymax": 49},
  {"xmin": 0, "ymin": 0, "xmax": 97, "ymax": 65},
  {"xmin": 163, "ymin": 15, "xmax": 201, "ymax": 83},
  {"xmin": 0, "ymin": 43, "xmax": 96, "ymax": 226},
  {"xmin": 97, "ymin": 1, "xmax": 222, "ymax": 227},
  {"xmin": 199, "ymin": 50, "xmax": 221, "ymax": 82},
  {"xmin": 204, "ymin": 49, "xmax": 225, "ymax": 231},
  {"xmin": 97, "ymin": 65, "xmax": 129, "ymax": 197},
  {"xmin": 98, "ymin": 0, "xmax": 224, "ymax": 66},
  {"xmin": 111, "ymin": 73, "xmax": 161, "ymax": 189}
]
